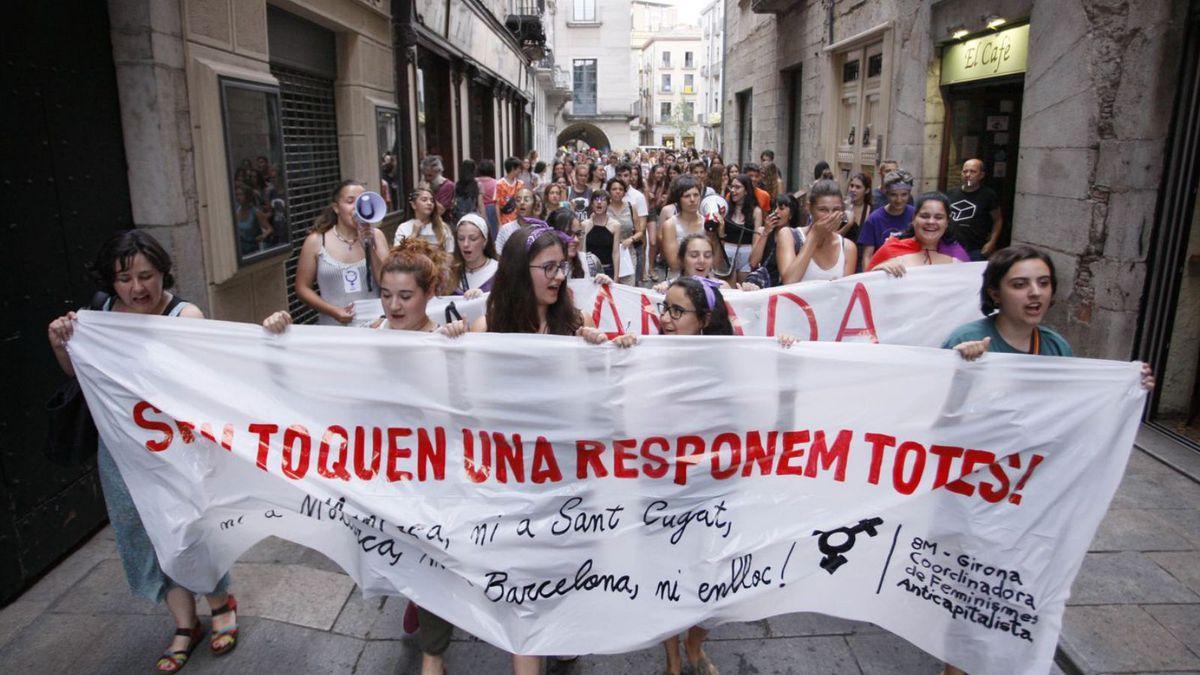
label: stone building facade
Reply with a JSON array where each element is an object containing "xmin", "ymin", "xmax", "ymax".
[
  {"xmin": 638, "ymin": 32, "xmax": 704, "ymax": 148},
  {"xmin": 699, "ymin": 0, "xmax": 724, "ymax": 153},
  {"xmin": 553, "ymin": 0, "xmax": 639, "ymax": 149},
  {"xmin": 4, "ymin": 0, "xmax": 559, "ymax": 595},
  {"xmin": 721, "ymin": 0, "xmax": 1200, "ymax": 447}
]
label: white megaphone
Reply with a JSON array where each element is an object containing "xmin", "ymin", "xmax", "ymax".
[
  {"xmin": 353, "ymin": 191, "xmax": 386, "ymax": 293},
  {"xmin": 354, "ymin": 191, "xmax": 387, "ymax": 226}
]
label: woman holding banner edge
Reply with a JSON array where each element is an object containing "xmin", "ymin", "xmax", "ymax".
[
  {"xmin": 47, "ymin": 231, "xmax": 242, "ymax": 673},
  {"xmin": 468, "ymin": 222, "xmax": 633, "ymax": 674},
  {"xmin": 939, "ymin": 244, "xmax": 1152, "ymax": 675}
]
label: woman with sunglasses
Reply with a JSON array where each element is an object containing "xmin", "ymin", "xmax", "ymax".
[
  {"xmin": 548, "ymin": 207, "xmax": 608, "ymax": 281},
  {"xmin": 582, "ymin": 191, "xmax": 619, "ymax": 278},
  {"xmin": 494, "ymin": 187, "xmax": 538, "ymax": 255}
]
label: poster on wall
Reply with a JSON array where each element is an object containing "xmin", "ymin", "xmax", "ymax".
[{"xmin": 986, "ymin": 116, "xmax": 1009, "ymax": 132}]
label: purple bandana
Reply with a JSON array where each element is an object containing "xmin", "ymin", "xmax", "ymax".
[
  {"xmin": 691, "ymin": 275, "xmax": 723, "ymax": 311},
  {"xmin": 524, "ymin": 219, "xmax": 572, "ymax": 251}
]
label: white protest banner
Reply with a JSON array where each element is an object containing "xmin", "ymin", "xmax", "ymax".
[
  {"xmin": 354, "ymin": 263, "xmax": 987, "ymax": 345},
  {"xmin": 68, "ymin": 311, "xmax": 1145, "ymax": 674}
]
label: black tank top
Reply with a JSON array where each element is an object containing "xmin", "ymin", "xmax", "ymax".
[{"xmin": 586, "ymin": 223, "xmax": 614, "ymax": 268}]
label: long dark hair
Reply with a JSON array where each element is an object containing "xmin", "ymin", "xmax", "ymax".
[
  {"xmin": 849, "ymin": 172, "xmax": 873, "ymax": 219},
  {"xmin": 454, "ymin": 159, "xmax": 480, "ymax": 201},
  {"xmin": 981, "ymin": 245, "xmax": 1057, "ymax": 315},
  {"xmin": 813, "ymin": 161, "xmax": 832, "ymax": 181},
  {"xmin": 670, "ymin": 276, "xmax": 733, "ymax": 335},
  {"xmin": 547, "ymin": 208, "xmax": 585, "ymax": 278},
  {"xmin": 92, "ymin": 230, "xmax": 176, "ymax": 294},
  {"xmin": 310, "ymin": 179, "xmax": 365, "ymax": 233},
  {"xmin": 486, "ymin": 225, "xmax": 583, "ymax": 335},
  {"xmin": 772, "ymin": 193, "xmax": 802, "ymax": 228},
  {"xmin": 728, "ymin": 174, "xmax": 758, "ymax": 226},
  {"xmin": 896, "ymin": 191, "xmax": 956, "ymax": 244}
]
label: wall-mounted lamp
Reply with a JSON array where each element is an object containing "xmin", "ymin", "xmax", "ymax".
[
  {"xmin": 951, "ymin": 27, "xmax": 969, "ymax": 39},
  {"xmin": 986, "ymin": 15, "xmax": 1007, "ymax": 29}
]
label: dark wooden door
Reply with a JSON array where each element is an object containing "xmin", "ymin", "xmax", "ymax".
[{"xmin": 0, "ymin": 1, "xmax": 132, "ymax": 603}]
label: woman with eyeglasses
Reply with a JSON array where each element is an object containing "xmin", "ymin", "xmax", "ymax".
[
  {"xmin": 651, "ymin": 276, "xmax": 792, "ymax": 675},
  {"xmin": 548, "ymin": 208, "xmax": 608, "ymax": 281}
]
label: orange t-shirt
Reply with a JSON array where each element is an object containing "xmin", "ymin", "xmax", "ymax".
[{"xmin": 494, "ymin": 178, "xmax": 524, "ymax": 224}]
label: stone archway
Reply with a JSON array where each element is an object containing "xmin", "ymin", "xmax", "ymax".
[{"xmin": 556, "ymin": 122, "xmax": 611, "ymax": 151}]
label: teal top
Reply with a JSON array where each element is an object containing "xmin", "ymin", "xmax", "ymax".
[{"xmin": 942, "ymin": 317, "xmax": 1073, "ymax": 357}]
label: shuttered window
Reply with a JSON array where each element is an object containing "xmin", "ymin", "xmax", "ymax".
[{"xmin": 271, "ymin": 64, "xmax": 341, "ymax": 325}]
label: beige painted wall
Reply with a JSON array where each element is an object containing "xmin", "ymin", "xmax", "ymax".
[{"xmin": 183, "ymin": 0, "xmax": 394, "ymax": 322}]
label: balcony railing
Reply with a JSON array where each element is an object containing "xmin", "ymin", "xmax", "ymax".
[{"xmin": 505, "ymin": 0, "xmax": 547, "ymax": 58}]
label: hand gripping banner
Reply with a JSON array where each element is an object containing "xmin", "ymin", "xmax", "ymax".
[
  {"xmin": 357, "ymin": 262, "xmax": 989, "ymax": 344},
  {"xmin": 68, "ymin": 306, "xmax": 1145, "ymax": 675}
]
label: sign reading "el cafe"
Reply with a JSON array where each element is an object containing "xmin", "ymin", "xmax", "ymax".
[{"xmin": 941, "ymin": 24, "xmax": 1030, "ymax": 86}]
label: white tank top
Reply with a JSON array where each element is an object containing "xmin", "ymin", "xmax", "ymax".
[{"xmin": 799, "ymin": 230, "xmax": 847, "ymax": 281}]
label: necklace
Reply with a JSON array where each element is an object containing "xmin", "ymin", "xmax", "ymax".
[
  {"xmin": 466, "ymin": 258, "xmax": 490, "ymax": 273},
  {"xmin": 922, "ymin": 248, "xmax": 935, "ymax": 265},
  {"xmin": 332, "ymin": 226, "xmax": 359, "ymax": 251}
]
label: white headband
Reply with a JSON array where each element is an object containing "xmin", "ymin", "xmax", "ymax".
[{"xmin": 456, "ymin": 213, "xmax": 489, "ymax": 241}]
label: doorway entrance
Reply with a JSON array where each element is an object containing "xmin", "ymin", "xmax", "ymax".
[{"xmin": 939, "ymin": 76, "xmax": 1023, "ymax": 246}]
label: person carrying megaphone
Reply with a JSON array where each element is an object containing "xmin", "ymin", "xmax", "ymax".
[{"xmin": 294, "ymin": 180, "xmax": 390, "ymax": 326}]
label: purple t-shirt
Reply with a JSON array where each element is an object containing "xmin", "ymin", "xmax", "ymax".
[
  {"xmin": 857, "ymin": 204, "xmax": 913, "ymax": 249},
  {"xmin": 434, "ymin": 179, "xmax": 456, "ymax": 212}
]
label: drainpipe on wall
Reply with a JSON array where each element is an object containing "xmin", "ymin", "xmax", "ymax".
[{"xmin": 720, "ymin": 2, "xmax": 727, "ymax": 155}]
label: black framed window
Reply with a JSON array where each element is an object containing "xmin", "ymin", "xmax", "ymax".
[
  {"xmin": 218, "ymin": 77, "xmax": 290, "ymax": 265},
  {"xmin": 376, "ymin": 106, "xmax": 401, "ymax": 214},
  {"xmin": 737, "ymin": 88, "xmax": 753, "ymax": 165}
]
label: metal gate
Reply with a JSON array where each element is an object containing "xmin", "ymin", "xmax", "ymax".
[
  {"xmin": 272, "ymin": 64, "xmax": 341, "ymax": 325},
  {"xmin": 0, "ymin": 2, "xmax": 131, "ymax": 602}
]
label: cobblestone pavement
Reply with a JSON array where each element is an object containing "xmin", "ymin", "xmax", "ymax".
[{"xmin": 0, "ymin": 442, "xmax": 1195, "ymax": 674}]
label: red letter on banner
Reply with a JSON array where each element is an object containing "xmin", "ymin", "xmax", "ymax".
[
  {"xmin": 640, "ymin": 293, "xmax": 662, "ymax": 334},
  {"xmin": 590, "ymin": 285, "xmax": 625, "ymax": 339},
  {"xmin": 835, "ymin": 283, "xmax": 879, "ymax": 342},
  {"xmin": 766, "ymin": 293, "xmax": 818, "ymax": 340},
  {"xmin": 133, "ymin": 401, "xmax": 173, "ymax": 452}
]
